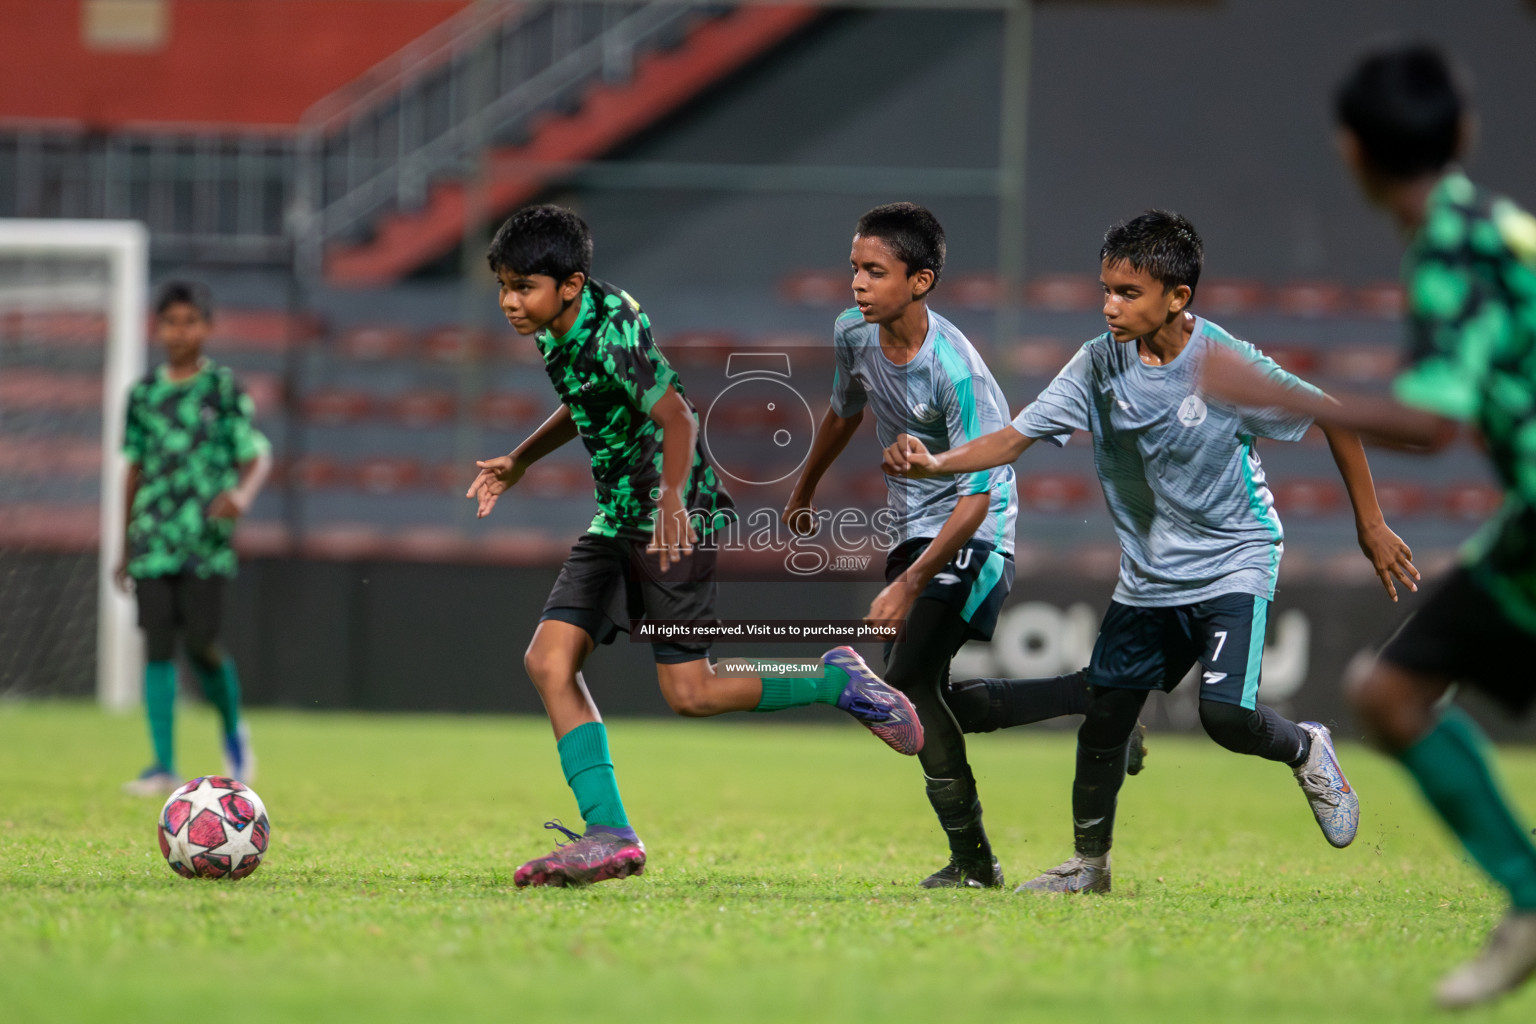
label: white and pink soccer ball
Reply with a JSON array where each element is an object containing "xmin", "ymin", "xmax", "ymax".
[{"xmin": 157, "ymin": 775, "xmax": 271, "ymax": 880}]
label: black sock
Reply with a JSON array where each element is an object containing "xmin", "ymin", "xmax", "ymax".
[
  {"xmin": 1198, "ymin": 700, "xmax": 1310, "ymax": 765},
  {"xmin": 946, "ymin": 670, "xmax": 1091, "ymax": 733},
  {"xmin": 1072, "ymin": 687, "xmax": 1148, "ymax": 857},
  {"xmin": 926, "ymin": 772, "xmax": 993, "ymax": 867}
]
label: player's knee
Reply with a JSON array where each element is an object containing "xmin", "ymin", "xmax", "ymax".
[
  {"xmin": 523, "ymin": 642, "xmax": 577, "ymax": 690},
  {"xmin": 187, "ymin": 640, "xmax": 222, "ymax": 672},
  {"xmin": 1079, "ymin": 686, "xmax": 1144, "ymax": 750},
  {"xmin": 1198, "ymin": 700, "xmax": 1261, "ymax": 754}
]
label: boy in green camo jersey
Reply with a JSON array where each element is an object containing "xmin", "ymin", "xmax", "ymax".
[
  {"xmin": 468, "ymin": 204, "xmax": 924, "ymax": 888},
  {"xmin": 117, "ymin": 281, "xmax": 271, "ymax": 796},
  {"xmin": 1205, "ymin": 44, "xmax": 1536, "ymax": 1009}
]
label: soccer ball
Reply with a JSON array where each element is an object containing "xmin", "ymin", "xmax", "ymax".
[{"xmin": 157, "ymin": 775, "xmax": 271, "ymax": 879}]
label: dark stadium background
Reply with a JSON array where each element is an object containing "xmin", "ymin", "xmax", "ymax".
[{"xmin": 2, "ymin": 0, "xmax": 1533, "ymax": 735}]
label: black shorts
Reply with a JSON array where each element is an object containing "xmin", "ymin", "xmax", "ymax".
[
  {"xmin": 1379, "ymin": 567, "xmax": 1536, "ymax": 715},
  {"xmin": 540, "ymin": 533, "xmax": 718, "ymax": 664},
  {"xmin": 1086, "ymin": 592, "xmax": 1269, "ymax": 709},
  {"xmin": 885, "ymin": 538, "xmax": 1015, "ymax": 643},
  {"xmin": 135, "ymin": 572, "xmax": 226, "ymax": 663}
]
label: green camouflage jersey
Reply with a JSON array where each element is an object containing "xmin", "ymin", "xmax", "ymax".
[
  {"xmin": 122, "ymin": 361, "xmax": 270, "ymax": 579},
  {"xmin": 1395, "ymin": 171, "xmax": 1536, "ymax": 629},
  {"xmin": 535, "ymin": 278, "xmax": 732, "ymax": 539}
]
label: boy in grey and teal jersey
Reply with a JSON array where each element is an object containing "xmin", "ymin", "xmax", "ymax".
[
  {"xmin": 470, "ymin": 205, "xmax": 925, "ymax": 890},
  {"xmin": 117, "ymin": 281, "xmax": 271, "ymax": 796},
  {"xmin": 888, "ymin": 210, "xmax": 1418, "ymax": 895},
  {"xmin": 1204, "ymin": 45, "xmax": 1536, "ymax": 1009},
  {"xmin": 789, "ymin": 203, "xmax": 1123, "ymax": 889}
]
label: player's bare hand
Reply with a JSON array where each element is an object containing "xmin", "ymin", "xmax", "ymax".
[
  {"xmin": 882, "ymin": 434, "xmax": 939, "ymax": 478},
  {"xmin": 781, "ymin": 495, "xmax": 819, "ymax": 537},
  {"xmin": 866, "ymin": 579, "xmax": 919, "ymax": 626},
  {"xmin": 648, "ymin": 486, "xmax": 697, "ymax": 572},
  {"xmin": 112, "ymin": 558, "xmax": 134, "ymax": 594},
  {"xmin": 1357, "ymin": 518, "xmax": 1420, "ymax": 602},
  {"xmin": 207, "ymin": 490, "xmax": 249, "ymax": 520},
  {"xmin": 466, "ymin": 455, "xmax": 524, "ymax": 518},
  {"xmin": 1199, "ymin": 344, "xmax": 1293, "ymax": 409}
]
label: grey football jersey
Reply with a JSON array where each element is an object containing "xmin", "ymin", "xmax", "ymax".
[
  {"xmin": 831, "ymin": 307, "xmax": 1018, "ymax": 554},
  {"xmin": 1011, "ymin": 316, "xmax": 1320, "ymax": 606}
]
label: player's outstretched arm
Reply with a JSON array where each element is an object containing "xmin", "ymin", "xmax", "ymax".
[
  {"xmin": 1320, "ymin": 421, "xmax": 1421, "ymax": 602},
  {"xmin": 645, "ymin": 386, "xmax": 700, "ymax": 572},
  {"xmin": 1201, "ymin": 345, "xmax": 1456, "ymax": 451},
  {"xmin": 882, "ymin": 425, "xmax": 1033, "ymax": 479},
  {"xmin": 783, "ymin": 407, "xmax": 863, "ymax": 536},
  {"xmin": 467, "ymin": 404, "xmax": 578, "ymax": 518},
  {"xmin": 866, "ymin": 492, "xmax": 989, "ymax": 626}
]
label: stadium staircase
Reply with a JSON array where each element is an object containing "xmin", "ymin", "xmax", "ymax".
[{"xmin": 296, "ymin": 1, "xmax": 822, "ymax": 286}]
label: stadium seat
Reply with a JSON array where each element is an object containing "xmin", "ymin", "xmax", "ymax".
[
  {"xmin": 1274, "ymin": 282, "xmax": 1347, "ymax": 318},
  {"xmin": 947, "ymin": 273, "xmax": 1005, "ymax": 310},
  {"xmin": 299, "ymin": 523, "xmax": 386, "ymax": 561},
  {"xmin": 0, "ymin": 503, "xmax": 99, "ymax": 551},
  {"xmin": 0, "ymin": 311, "xmax": 106, "ymax": 347},
  {"xmin": 476, "ymin": 392, "xmax": 544, "ymax": 430},
  {"xmin": 233, "ymin": 520, "xmax": 293, "ymax": 558},
  {"xmin": 1355, "ymin": 282, "xmax": 1406, "ymax": 319},
  {"xmin": 1005, "ymin": 337, "xmax": 1069, "ymax": 377},
  {"xmin": 1196, "ymin": 279, "xmax": 1268, "ymax": 316},
  {"xmin": 1372, "ymin": 480, "xmax": 1430, "ymax": 518},
  {"xmin": 385, "ymin": 526, "xmax": 472, "ymax": 562},
  {"xmin": 1322, "ymin": 345, "xmax": 1398, "ymax": 383},
  {"xmin": 1271, "ymin": 479, "xmax": 1345, "ymax": 516},
  {"xmin": 355, "ymin": 458, "xmax": 423, "ymax": 494},
  {"xmin": 1019, "ymin": 474, "xmax": 1093, "ymax": 512},
  {"xmin": 474, "ymin": 528, "xmax": 574, "ymax": 566},
  {"xmin": 301, "ymin": 389, "xmax": 373, "ymax": 425},
  {"xmin": 779, "ymin": 270, "xmax": 849, "ymax": 307},
  {"xmin": 210, "ymin": 310, "xmax": 323, "ymax": 352},
  {"xmin": 521, "ymin": 462, "xmax": 593, "ymax": 499},
  {"xmin": 387, "ymin": 390, "xmax": 456, "ymax": 428},
  {"xmin": 0, "ymin": 437, "xmax": 99, "ymax": 477},
  {"xmin": 283, "ymin": 456, "xmax": 348, "ymax": 490},
  {"xmin": 0, "ymin": 369, "xmax": 101, "ymax": 409},
  {"xmin": 422, "ymin": 325, "xmax": 493, "ymax": 363},
  {"xmin": 1260, "ymin": 345, "xmax": 1319, "ymax": 375},
  {"xmin": 239, "ymin": 371, "xmax": 283, "ymax": 418},
  {"xmin": 338, "ymin": 325, "xmax": 415, "ymax": 361},
  {"xmin": 1024, "ymin": 274, "xmax": 1101, "ymax": 312},
  {"xmin": 661, "ymin": 331, "xmax": 738, "ymax": 368},
  {"xmin": 1443, "ymin": 482, "xmax": 1503, "ymax": 521}
]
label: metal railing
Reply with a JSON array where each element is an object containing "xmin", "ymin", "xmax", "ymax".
[
  {"xmin": 292, "ymin": 0, "xmax": 713, "ymax": 277},
  {"xmin": 0, "ymin": 121, "xmax": 295, "ymax": 264}
]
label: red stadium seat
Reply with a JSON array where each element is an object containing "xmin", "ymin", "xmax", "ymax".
[
  {"xmin": 1019, "ymin": 474, "xmax": 1093, "ymax": 512},
  {"xmin": 233, "ymin": 521, "xmax": 293, "ymax": 558},
  {"xmin": 1356, "ymin": 282, "xmax": 1406, "ymax": 319},
  {"xmin": 239, "ymin": 371, "xmax": 283, "ymax": 417},
  {"xmin": 338, "ymin": 325, "xmax": 414, "ymax": 361},
  {"xmin": 474, "ymin": 528, "xmax": 572, "ymax": 566},
  {"xmin": 1260, "ymin": 345, "xmax": 1319, "ymax": 375},
  {"xmin": 947, "ymin": 273, "xmax": 1005, "ymax": 310},
  {"xmin": 476, "ymin": 392, "xmax": 545, "ymax": 430},
  {"xmin": 0, "ymin": 369, "xmax": 101, "ymax": 409},
  {"xmin": 387, "ymin": 390, "xmax": 456, "ymax": 428},
  {"xmin": 662, "ymin": 331, "xmax": 738, "ymax": 368},
  {"xmin": 1025, "ymin": 274, "xmax": 1101, "ymax": 312},
  {"xmin": 521, "ymin": 463, "xmax": 592, "ymax": 499},
  {"xmin": 1274, "ymin": 282, "xmax": 1347, "ymax": 318},
  {"xmin": 1006, "ymin": 337, "xmax": 1069, "ymax": 377},
  {"xmin": 0, "ymin": 437, "xmax": 99, "ymax": 477},
  {"xmin": 355, "ymin": 458, "xmax": 423, "ymax": 494},
  {"xmin": 300, "ymin": 524, "xmax": 386, "ymax": 561},
  {"xmin": 422, "ymin": 326, "xmax": 493, "ymax": 363},
  {"xmin": 1322, "ymin": 346, "xmax": 1398, "ymax": 383},
  {"xmin": 779, "ymin": 270, "xmax": 849, "ymax": 307},
  {"xmin": 211, "ymin": 310, "xmax": 323, "ymax": 352},
  {"xmin": 283, "ymin": 456, "xmax": 347, "ymax": 490},
  {"xmin": 0, "ymin": 503, "xmax": 99, "ymax": 551},
  {"xmin": 0, "ymin": 311, "xmax": 107, "ymax": 347},
  {"xmin": 1372, "ymin": 481, "xmax": 1430, "ymax": 518},
  {"xmin": 385, "ymin": 526, "xmax": 472, "ymax": 562},
  {"xmin": 1443, "ymin": 483, "xmax": 1503, "ymax": 521},
  {"xmin": 1197, "ymin": 279, "xmax": 1268, "ymax": 316},
  {"xmin": 1271, "ymin": 479, "xmax": 1345, "ymax": 516},
  {"xmin": 301, "ymin": 389, "xmax": 373, "ymax": 425}
]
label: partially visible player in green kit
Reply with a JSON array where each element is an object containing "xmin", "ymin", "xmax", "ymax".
[
  {"xmin": 1204, "ymin": 44, "xmax": 1536, "ymax": 1009},
  {"xmin": 117, "ymin": 281, "xmax": 271, "ymax": 796}
]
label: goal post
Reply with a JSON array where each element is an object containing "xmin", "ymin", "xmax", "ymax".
[{"xmin": 0, "ymin": 219, "xmax": 148, "ymax": 710}]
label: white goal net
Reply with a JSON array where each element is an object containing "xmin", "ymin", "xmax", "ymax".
[{"xmin": 0, "ymin": 220, "xmax": 147, "ymax": 708}]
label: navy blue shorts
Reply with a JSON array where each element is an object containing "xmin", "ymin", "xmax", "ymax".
[
  {"xmin": 885, "ymin": 538, "xmax": 1015, "ymax": 643},
  {"xmin": 1086, "ymin": 593, "xmax": 1269, "ymax": 709},
  {"xmin": 540, "ymin": 533, "xmax": 717, "ymax": 664}
]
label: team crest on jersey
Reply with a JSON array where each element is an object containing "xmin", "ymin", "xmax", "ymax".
[
  {"xmin": 1177, "ymin": 395, "xmax": 1208, "ymax": 427},
  {"xmin": 910, "ymin": 402, "xmax": 944, "ymax": 423}
]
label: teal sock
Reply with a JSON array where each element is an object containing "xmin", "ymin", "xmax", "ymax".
[
  {"xmin": 1398, "ymin": 708, "xmax": 1536, "ymax": 909},
  {"xmin": 144, "ymin": 661, "xmax": 177, "ymax": 774},
  {"xmin": 556, "ymin": 722, "xmax": 629, "ymax": 830},
  {"xmin": 193, "ymin": 658, "xmax": 243, "ymax": 743},
  {"xmin": 752, "ymin": 664, "xmax": 848, "ymax": 712}
]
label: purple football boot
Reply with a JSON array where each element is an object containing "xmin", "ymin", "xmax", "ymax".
[
  {"xmin": 514, "ymin": 821, "xmax": 647, "ymax": 888},
  {"xmin": 824, "ymin": 646, "xmax": 924, "ymax": 756}
]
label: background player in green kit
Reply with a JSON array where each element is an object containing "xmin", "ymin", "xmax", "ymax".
[
  {"xmin": 117, "ymin": 281, "xmax": 271, "ymax": 796},
  {"xmin": 888, "ymin": 211, "xmax": 1416, "ymax": 895},
  {"xmin": 1204, "ymin": 44, "xmax": 1536, "ymax": 1009},
  {"xmin": 468, "ymin": 205, "xmax": 924, "ymax": 888}
]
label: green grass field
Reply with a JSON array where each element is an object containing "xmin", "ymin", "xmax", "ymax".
[{"xmin": 2, "ymin": 701, "xmax": 1534, "ymax": 1023}]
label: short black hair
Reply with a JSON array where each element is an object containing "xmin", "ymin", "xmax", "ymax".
[
  {"xmin": 486, "ymin": 204, "xmax": 593, "ymax": 281},
  {"xmin": 1335, "ymin": 43, "xmax": 1466, "ymax": 180},
  {"xmin": 154, "ymin": 280, "xmax": 213, "ymax": 321},
  {"xmin": 855, "ymin": 202, "xmax": 946, "ymax": 283},
  {"xmin": 1100, "ymin": 211, "xmax": 1203, "ymax": 298}
]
